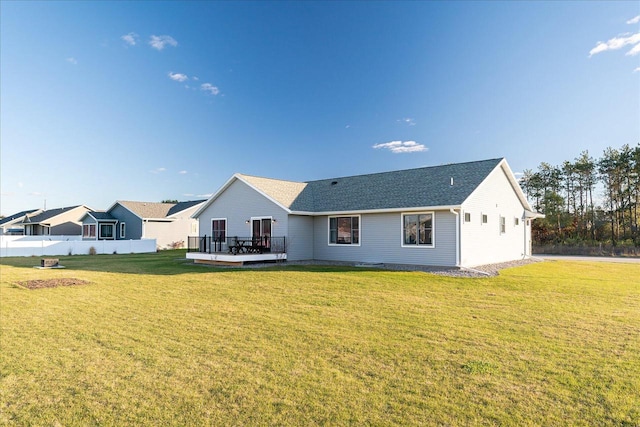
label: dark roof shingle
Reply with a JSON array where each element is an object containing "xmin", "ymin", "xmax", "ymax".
[
  {"xmin": 167, "ymin": 200, "xmax": 206, "ymax": 216},
  {"xmin": 239, "ymin": 158, "xmax": 503, "ymax": 212},
  {"xmin": 0, "ymin": 209, "xmax": 40, "ymax": 226},
  {"xmin": 24, "ymin": 206, "xmax": 84, "ymax": 224}
]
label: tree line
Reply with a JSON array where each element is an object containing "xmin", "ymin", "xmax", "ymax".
[{"xmin": 520, "ymin": 143, "xmax": 640, "ymax": 246}]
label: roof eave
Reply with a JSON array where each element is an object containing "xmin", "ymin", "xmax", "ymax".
[
  {"xmin": 525, "ymin": 211, "xmax": 545, "ymax": 219},
  {"xmin": 290, "ymin": 205, "xmax": 462, "ymax": 216}
]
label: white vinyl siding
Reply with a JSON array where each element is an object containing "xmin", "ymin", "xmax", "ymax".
[{"xmin": 461, "ymin": 166, "xmax": 528, "ymax": 267}]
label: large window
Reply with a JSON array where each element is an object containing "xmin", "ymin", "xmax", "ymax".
[
  {"xmin": 329, "ymin": 216, "xmax": 359, "ymax": 245},
  {"xmin": 403, "ymin": 213, "xmax": 433, "ymax": 246},
  {"xmin": 212, "ymin": 219, "xmax": 226, "ymax": 242},
  {"xmin": 100, "ymin": 224, "xmax": 114, "ymax": 239},
  {"xmin": 83, "ymin": 224, "xmax": 96, "ymax": 238}
]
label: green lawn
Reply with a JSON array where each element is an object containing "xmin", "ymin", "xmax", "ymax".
[{"xmin": 1, "ymin": 251, "xmax": 638, "ymax": 426}]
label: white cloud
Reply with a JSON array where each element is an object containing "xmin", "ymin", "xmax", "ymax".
[
  {"xmin": 634, "ymin": 67, "xmax": 640, "ymax": 73},
  {"xmin": 201, "ymin": 83, "xmax": 220, "ymax": 95},
  {"xmin": 151, "ymin": 167, "xmax": 167, "ymax": 174},
  {"xmin": 66, "ymin": 57, "xmax": 78, "ymax": 65},
  {"xmin": 398, "ymin": 117, "xmax": 416, "ymax": 126},
  {"xmin": 121, "ymin": 32, "xmax": 139, "ymax": 46},
  {"xmin": 178, "ymin": 170, "xmax": 187, "ymax": 174},
  {"xmin": 627, "ymin": 15, "xmax": 640, "ymax": 25},
  {"xmin": 192, "ymin": 76, "xmax": 199, "ymax": 81},
  {"xmin": 372, "ymin": 140, "xmax": 428, "ymax": 154},
  {"xmin": 589, "ymin": 32, "xmax": 640, "ymax": 57},
  {"xmin": 197, "ymin": 193, "xmax": 213, "ymax": 198},
  {"xmin": 149, "ymin": 35, "xmax": 178, "ymax": 51},
  {"xmin": 168, "ymin": 72, "xmax": 188, "ymax": 82},
  {"xmin": 626, "ymin": 42, "xmax": 640, "ymax": 56}
]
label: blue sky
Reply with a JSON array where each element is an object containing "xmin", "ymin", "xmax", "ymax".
[{"xmin": 1, "ymin": 1, "xmax": 639, "ymax": 216}]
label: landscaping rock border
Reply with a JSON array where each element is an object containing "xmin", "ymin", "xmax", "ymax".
[{"xmin": 210, "ymin": 257, "xmax": 543, "ymax": 278}]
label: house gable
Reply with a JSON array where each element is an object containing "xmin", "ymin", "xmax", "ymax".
[
  {"xmin": 196, "ymin": 178, "xmax": 289, "ymax": 238},
  {"xmin": 460, "ymin": 161, "xmax": 532, "ymax": 267},
  {"xmin": 107, "ymin": 203, "xmax": 143, "ymax": 239}
]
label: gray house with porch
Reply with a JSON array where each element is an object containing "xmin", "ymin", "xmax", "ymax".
[
  {"xmin": 189, "ymin": 158, "xmax": 542, "ymax": 268},
  {"xmin": 82, "ymin": 200, "xmax": 205, "ymax": 249}
]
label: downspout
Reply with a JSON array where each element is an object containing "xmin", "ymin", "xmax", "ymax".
[
  {"xmin": 523, "ymin": 214, "xmax": 528, "ymax": 259},
  {"xmin": 450, "ymin": 208, "xmax": 461, "ymax": 267}
]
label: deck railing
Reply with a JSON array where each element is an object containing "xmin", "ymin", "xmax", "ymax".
[{"xmin": 187, "ymin": 236, "xmax": 286, "ymax": 255}]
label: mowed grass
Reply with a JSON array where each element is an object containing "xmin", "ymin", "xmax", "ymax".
[{"xmin": 1, "ymin": 252, "xmax": 638, "ymax": 426}]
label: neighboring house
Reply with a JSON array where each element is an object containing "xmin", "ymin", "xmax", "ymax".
[
  {"xmin": 80, "ymin": 211, "xmax": 119, "ymax": 240},
  {"xmin": 190, "ymin": 158, "xmax": 543, "ymax": 268},
  {"xmin": 82, "ymin": 200, "xmax": 205, "ymax": 249},
  {"xmin": 0, "ymin": 209, "xmax": 42, "ymax": 235},
  {"xmin": 21, "ymin": 206, "xmax": 92, "ymax": 236}
]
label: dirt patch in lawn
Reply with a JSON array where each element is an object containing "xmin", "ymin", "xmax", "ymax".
[{"xmin": 18, "ymin": 278, "xmax": 90, "ymax": 290}]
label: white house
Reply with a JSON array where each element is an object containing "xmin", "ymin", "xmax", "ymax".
[{"xmin": 188, "ymin": 158, "xmax": 542, "ymax": 267}]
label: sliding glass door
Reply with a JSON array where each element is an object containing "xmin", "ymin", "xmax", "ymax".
[{"xmin": 252, "ymin": 218, "xmax": 272, "ymax": 249}]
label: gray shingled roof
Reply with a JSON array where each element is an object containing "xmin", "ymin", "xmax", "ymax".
[
  {"xmin": 87, "ymin": 211, "xmax": 118, "ymax": 221},
  {"xmin": 167, "ymin": 200, "xmax": 206, "ymax": 217},
  {"xmin": 23, "ymin": 206, "xmax": 83, "ymax": 224},
  {"xmin": 239, "ymin": 158, "xmax": 504, "ymax": 213},
  {"xmin": 0, "ymin": 209, "xmax": 39, "ymax": 226}
]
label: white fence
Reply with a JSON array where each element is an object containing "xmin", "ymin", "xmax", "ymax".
[{"xmin": 0, "ymin": 235, "xmax": 157, "ymax": 257}]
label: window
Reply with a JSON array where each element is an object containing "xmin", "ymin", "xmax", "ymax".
[
  {"xmin": 499, "ymin": 216, "xmax": 506, "ymax": 234},
  {"xmin": 83, "ymin": 224, "xmax": 96, "ymax": 238},
  {"xmin": 212, "ymin": 219, "xmax": 226, "ymax": 242},
  {"xmin": 464, "ymin": 212, "xmax": 471, "ymax": 222},
  {"xmin": 514, "ymin": 218, "xmax": 520, "ymax": 226},
  {"xmin": 329, "ymin": 216, "xmax": 359, "ymax": 245},
  {"xmin": 100, "ymin": 224, "xmax": 114, "ymax": 239},
  {"xmin": 482, "ymin": 214, "xmax": 488, "ymax": 224},
  {"xmin": 403, "ymin": 213, "xmax": 433, "ymax": 246},
  {"xmin": 120, "ymin": 223, "xmax": 126, "ymax": 238}
]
